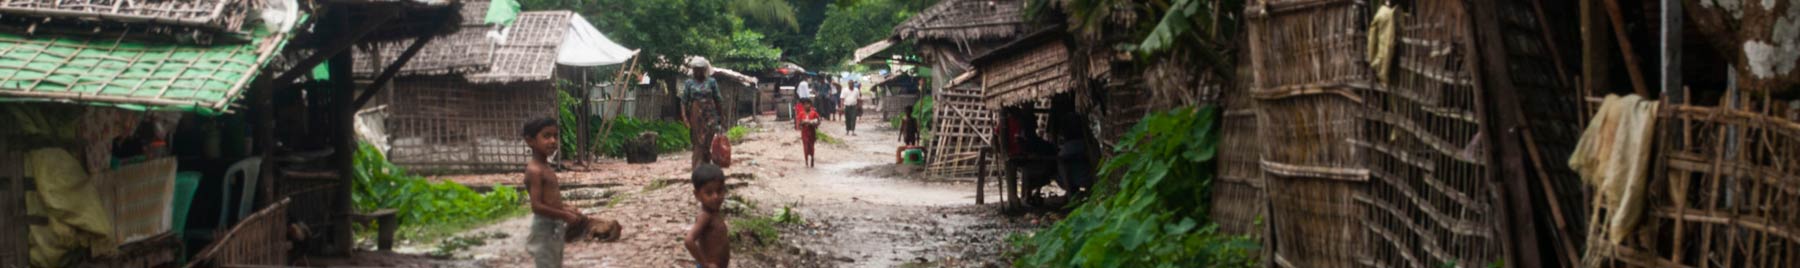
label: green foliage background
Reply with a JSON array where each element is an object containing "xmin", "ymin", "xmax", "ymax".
[
  {"xmin": 1012, "ymin": 106, "xmax": 1259, "ymax": 267},
  {"xmin": 351, "ymin": 143, "xmax": 525, "ymax": 231}
]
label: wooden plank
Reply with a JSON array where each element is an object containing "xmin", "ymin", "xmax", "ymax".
[
  {"xmin": 1599, "ymin": 0, "xmax": 1650, "ymax": 96},
  {"xmin": 1464, "ymin": 0, "xmax": 1544, "ymax": 266}
]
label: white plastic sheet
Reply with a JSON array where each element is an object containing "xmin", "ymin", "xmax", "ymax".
[{"xmin": 557, "ymin": 15, "xmax": 637, "ymax": 66}]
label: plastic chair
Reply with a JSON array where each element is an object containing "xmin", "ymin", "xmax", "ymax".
[{"xmin": 219, "ymin": 157, "xmax": 261, "ymax": 228}]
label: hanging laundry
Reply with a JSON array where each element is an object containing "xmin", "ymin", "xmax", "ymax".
[{"xmin": 1568, "ymin": 94, "xmax": 1660, "ymax": 244}]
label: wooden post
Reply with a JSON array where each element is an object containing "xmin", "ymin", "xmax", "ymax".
[
  {"xmin": 1601, "ymin": 0, "xmax": 1651, "ymax": 96},
  {"xmin": 1581, "ymin": 0, "xmax": 1613, "ymax": 114},
  {"xmin": 328, "ymin": 7, "xmax": 358, "ymax": 256},
  {"xmin": 253, "ymin": 71, "xmax": 276, "ymax": 209},
  {"xmin": 1464, "ymin": 1, "xmax": 1546, "ymax": 266}
]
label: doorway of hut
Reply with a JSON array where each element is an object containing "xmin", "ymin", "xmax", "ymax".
[{"xmin": 992, "ymin": 91, "xmax": 1099, "ymax": 211}]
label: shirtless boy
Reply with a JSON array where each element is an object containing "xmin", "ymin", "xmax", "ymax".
[
  {"xmin": 522, "ymin": 118, "xmax": 587, "ymax": 268},
  {"xmin": 683, "ymin": 163, "xmax": 730, "ymax": 268}
]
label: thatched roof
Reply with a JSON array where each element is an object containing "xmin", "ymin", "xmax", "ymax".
[
  {"xmin": 352, "ymin": 0, "xmax": 497, "ymax": 77},
  {"xmin": 466, "ymin": 11, "xmax": 574, "ymax": 83},
  {"xmin": 892, "ymin": 0, "xmax": 1028, "ymax": 44},
  {"xmin": 0, "ymin": 0, "xmax": 263, "ymax": 44}
]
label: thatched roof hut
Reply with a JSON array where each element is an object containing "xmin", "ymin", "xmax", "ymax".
[
  {"xmin": 853, "ymin": 0, "xmax": 1034, "ymax": 179},
  {"xmin": 357, "ymin": 10, "xmax": 604, "ymax": 172},
  {"xmin": 892, "ymin": 0, "xmax": 1027, "ymax": 45}
]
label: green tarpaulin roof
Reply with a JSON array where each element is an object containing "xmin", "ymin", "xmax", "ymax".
[{"xmin": 0, "ymin": 28, "xmax": 292, "ymax": 114}]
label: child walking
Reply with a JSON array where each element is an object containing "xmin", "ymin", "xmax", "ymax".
[
  {"xmin": 522, "ymin": 118, "xmax": 587, "ymax": 268},
  {"xmin": 684, "ymin": 164, "xmax": 731, "ymax": 268},
  {"xmin": 795, "ymin": 99, "xmax": 821, "ymax": 167}
]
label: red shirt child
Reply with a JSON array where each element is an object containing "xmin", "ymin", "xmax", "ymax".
[{"xmin": 795, "ymin": 102, "xmax": 820, "ymax": 167}]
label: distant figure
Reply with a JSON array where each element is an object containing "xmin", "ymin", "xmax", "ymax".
[
  {"xmin": 841, "ymin": 82, "xmax": 862, "ymax": 136},
  {"xmin": 522, "ymin": 118, "xmax": 586, "ymax": 268},
  {"xmin": 796, "ymin": 78, "xmax": 813, "ymax": 103},
  {"xmin": 796, "ymin": 99, "xmax": 821, "ymax": 167},
  {"xmin": 681, "ymin": 57, "xmax": 727, "ymax": 168},
  {"xmin": 900, "ymin": 105, "xmax": 920, "ymax": 146},
  {"xmin": 683, "ymin": 164, "xmax": 730, "ymax": 268},
  {"xmin": 896, "ymin": 105, "xmax": 922, "ymax": 164}
]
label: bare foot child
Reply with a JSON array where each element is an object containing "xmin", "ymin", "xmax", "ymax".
[
  {"xmin": 522, "ymin": 118, "xmax": 588, "ymax": 268},
  {"xmin": 684, "ymin": 164, "xmax": 730, "ymax": 268}
]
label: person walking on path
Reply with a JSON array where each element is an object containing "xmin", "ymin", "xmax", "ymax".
[
  {"xmin": 841, "ymin": 81, "xmax": 862, "ymax": 136},
  {"xmin": 795, "ymin": 99, "xmax": 821, "ymax": 167},
  {"xmin": 680, "ymin": 57, "xmax": 727, "ymax": 168}
]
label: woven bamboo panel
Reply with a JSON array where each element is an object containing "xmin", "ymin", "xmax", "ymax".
[
  {"xmin": 927, "ymin": 82, "xmax": 998, "ymax": 178},
  {"xmin": 1247, "ymin": 0, "xmax": 1369, "ymax": 266},
  {"xmin": 1354, "ymin": 1, "xmax": 1506, "ymax": 267},
  {"xmin": 1583, "ymin": 102, "xmax": 1800, "ymax": 267},
  {"xmin": 981, "ymin": 41, "xmax": 1070, "ymax": 110},
  {"xmin": 1214, "ymin": 61, "xmax": 1263, "ymax": 237},
  {"xmin": 467, "ymin": 11, "xmax": 571, "ymax": 84},
  {"xmin": 191, "ymin": 199, "xmax": 291, "ymax": 267},
  {"xmin": 385, "ymin": 77, "xmax": 556, "ymax": 171}
]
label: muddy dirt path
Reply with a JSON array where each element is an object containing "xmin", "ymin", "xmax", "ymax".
[{"xmin": 429, "ymin": 115, "xmax": 1039, "ymax": 268}]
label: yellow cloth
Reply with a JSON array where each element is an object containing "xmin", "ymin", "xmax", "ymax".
[
  {"xmin": 25, "ymin": 148, "xmax": 116, "ymax": 267},
  {"xmin": 1567, "ymin": 94, "xmax": 1659, "ymax": 243},
  {"xmin": 1368, "ymin": 5, "xmax": 1402, "ymax": 84}
]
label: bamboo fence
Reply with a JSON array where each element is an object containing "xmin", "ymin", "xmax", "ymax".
[
  {"xmin": 1247, "ymin": 0, "xmax": 1369, "ymax": 266},
  {"xmin": 189, "ymin": 199, "xmax": 291, "ymax": 268},
  {"xmin": 1582, "ymin": 98, "xmax": 1800, "ymax": 267}
]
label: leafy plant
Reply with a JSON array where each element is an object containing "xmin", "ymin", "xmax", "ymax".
[
  {"xmin": 352, "ymin": 143, "xmax": 526, "ymax": 238},
  {"xmin": 912, "ymin": 94, "xmax": 933, "ymax": 143},
  {"xmin": 726, "ymin": 126, "xmax": 753, "ymax": 142},
  {"xmin": 594, "ymin": 116, "xmax": 692, "ymax": 157},
  {"xmin": 1013, "ymin": 106, "xmax": 1259, "ymax": 267},
  {"xmin": 557, "ymin": 88, "xmax": 582, "ymax": 157}
]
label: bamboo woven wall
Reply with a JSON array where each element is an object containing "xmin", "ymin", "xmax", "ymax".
[
  {"xmin": 927, "ymin": 82, "xmax": 998, "ymax": 178},
  {"xmin": 1583, "ymin": 102, "xmax": 1800, "ymax": 267},
  {"xmin": 1355, "ymin": 1, "xmax": 1506, "ymax": 267},
  {"xmin": 981, "ymin": 41, "xmax": 1071, "ymax": 110},
  {"xmin": 1247, "ymin": 0, "xmax": 1369, "ymax": 266},
  {"xmin": 385, "ymin": 77, "xmax": 557, "ymax": 171},
  {"xmin": 1214, "ymin": 58, "xmax": 1264, "ymax": 237}
]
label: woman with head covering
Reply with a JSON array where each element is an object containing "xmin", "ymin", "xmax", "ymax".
[{"xmin": 681, "ymin": 57, "xmax": 727, "ymax": 168}]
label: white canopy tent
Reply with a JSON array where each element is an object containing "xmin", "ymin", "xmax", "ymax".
[{"xmin": 557, "ymin": 15, "xmax": 638, "ymax": 66}]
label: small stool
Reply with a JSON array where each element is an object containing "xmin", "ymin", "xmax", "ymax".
[{"xmin": 349, "ymin": 209, "xmax": 399, "ymax": 251}]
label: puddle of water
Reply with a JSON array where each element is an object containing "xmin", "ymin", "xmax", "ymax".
[{"xmin": 800, "ymin": 162, "xmax": 974, "ymax": 206}]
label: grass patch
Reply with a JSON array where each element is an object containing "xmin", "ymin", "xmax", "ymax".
[
  {"xmin": 429, "ymin": 231, "xmax": 510, "ymax": 257},
  {"xmin": 729, "ymin": 205, "xmax": 803, "ymax": 247},
  {"xmin": 644, "ymin": 178, "xmax": 686, "ymax": 192},
  {"xmin": 815, "ymin": 129, "xmax": 844, "ymax": 145},
  {"xmin": 730, "ymin": 216, "xmax": 781, "ymax": 246}
]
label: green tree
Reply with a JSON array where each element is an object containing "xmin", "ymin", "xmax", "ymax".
[
  {"xmin": 805, "ymin": 0, "xmax": 932, "ymax": 70},
  {"xmin": 520, "ymin": 0, "xmax": 786, "ymax": 76}
]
